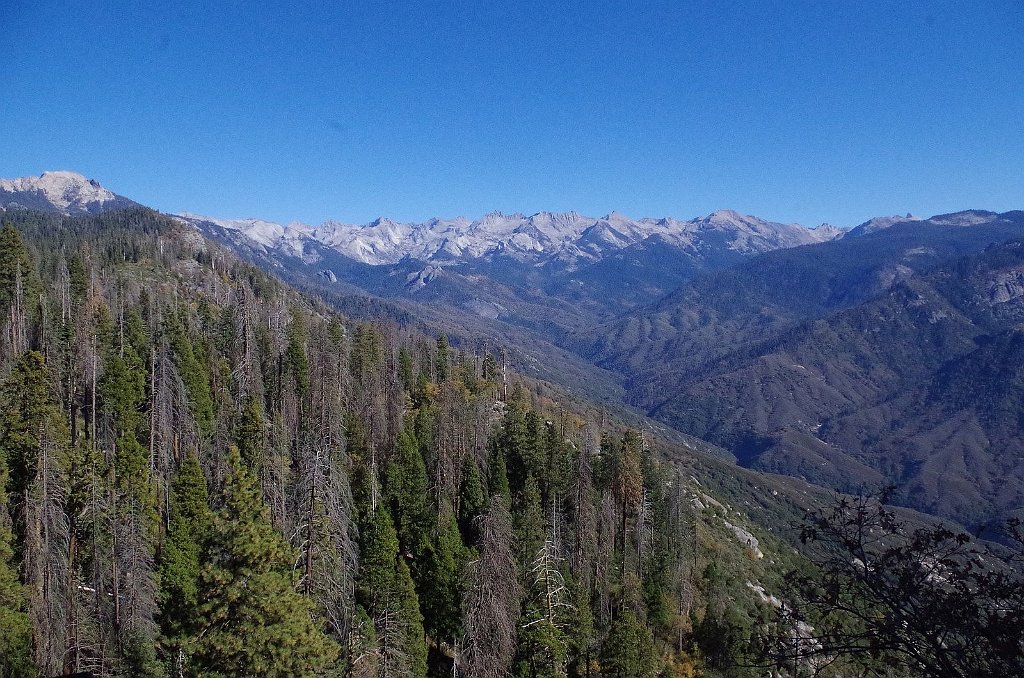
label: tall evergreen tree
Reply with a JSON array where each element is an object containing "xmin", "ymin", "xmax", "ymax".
[
  {"xmin": 285, "ymin": 310, "xmax": 311, "ymax": 399},
  {"xmin": 191, "ymin": 446, "xmax": 338, "ymax": 676},
  {"xmin": 517, "ymin": 474, "xmax": 546, "ymax": 568},
  {"xmin": 383, "ymin": 429, "xmax": 431, "ymax": 556},
  {"xmin": 0, "ymin": 224, "xmax": 39, "ymax": 355},
  {"xmin": 0, "ymin": 427, "xmax": 34, "ymax": 677},
  {"xmin": 435, "ymin": 334, "xmax": 450, "ymax": 383},
  {"xmin": 418, "ymin": 512, "xmax": 468, "ymax": 646},
  {"xmin": 157, "ymin": 451, "xmax": 210, "ymax": 660},
  {"xmin": 0, "ymin": 351, "xmax": 71, "ymax": 675},
  {"xmin": 458, "ymin": 455, "xmax": 486, "ymax": 544},
  {"xmin": 356, "ymin": 506, "xmax": 428, "ymax": 677},
  {"xmin": 234, "ymin": 395, "xmax": 265, "ymax": 470},
  {"xmin": 600, "ymin": 610, "xmax": 659, "ymax": 678}
]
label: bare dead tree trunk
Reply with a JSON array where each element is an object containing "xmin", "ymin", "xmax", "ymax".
[
  {"xmin": 24, "ymin": 425, "xmax": 71, "ymax": 675},
  {"xmin": 463, "ymin": 496, "xmax": 521, "ymax": 677}
]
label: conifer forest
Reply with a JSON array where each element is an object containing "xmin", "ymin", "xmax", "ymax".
[
  {"xmin": 1, "ymin": 208, "xmax": 1022, "ymax": 678},
  {"xmin": 0, "ymin": 209, "xmax": 767, "ymax": 677}
]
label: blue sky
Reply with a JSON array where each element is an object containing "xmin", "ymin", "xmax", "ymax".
[{"xmin": 3, "ymin": 0, "xmax": 1022, "ymax": 226}]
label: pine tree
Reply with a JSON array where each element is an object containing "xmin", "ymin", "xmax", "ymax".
[
  {"xmin": 191, "ymin": 446, "xmax": 338, "ymax": 676},
  {"xmin": 435, "ymin": 334, "xmax": 450, "ymax": 383},
  {"xmin": 383, "ymin": 429, "xmax": 431, "ymax": 557},
  {"xmin": 165, "ymin": 311, "xmax": 215, "ymax": 441},
  {"xmin": 517, "ymin": 474, "xmax": 546, "ymax": 568},
  {"xmin": 234, "ymin": 395, "xmax": 265, "ymax": 470},
  {"xmin": 600, "ymin": 610, "xmax": 659, "ymax": 678},
  {"xmin": 0, "ymin": 224, "xmax": 39, "ymax": 353},
  {"xmin": 0, "ymin": 351, "xmax": 67, "ymax": 520},
  {"xmin": 285, "ymin": 310, "xmax": 311, "ymax": 399},
  {"xmin": 398, "ymin": 348, "xmax": 415, "ymax": 392},
  {"xmin": 458, "ymin": 455, "xmax": 486, "ymax": 544},
  {"xmin": 157, "ymin": 451, "xmax": 210, "ymax": 655},
  {"xmin": 100, "ymin": 326, "xmax": 150, "ymax": 505},
  {"xmin": 565, "ymin": 579, "xmax": 594, "ymax": 677},
  {"xmin": 418, "ymin": 512, "xmax": 468, "ymax": 645},
  {"xmin": 356, "ymin": 506, "xmax": 428, "ymax": 677},
  {"xmin": 0, "ymin": 224, "xmax": 32, "ymax": 307},
  {"xmin": 0, "ymin": 351, "xmax": 71, "ymax": 675},
  {"xmin": 392, "ymin": 557, "xmax": 429, "ymax": 678},
  {"xmin": 0, "ymin": 433, "xmax": 34, "ymax": 677},
  {"xmin": 489, "ymin": 442, "xmax": 511, "ymax": 500},
  {"xmin": 99, "ymin": 311, "xmax": 160, "ymax": 654}
]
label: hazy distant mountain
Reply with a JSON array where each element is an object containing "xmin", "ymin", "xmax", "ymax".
[
  {"xmin": 176, "ymin": 207, "xmax": 845, "ymax": 342},
  {"xmin": 175, "ymin": 208, "xmax": 841, "ymax": 268},
  {"xmin": 571, "ymin": 210, "xmax": 1024, "ymax": 530},
  {"xmin": 0, "ymin": 171, "xmax": 140, "ymax": 214}
]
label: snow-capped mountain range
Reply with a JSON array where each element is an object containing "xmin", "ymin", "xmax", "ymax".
[
  {"xmin": 1, "ymin": 171, "xmax": 927, "ymax": 271},
  {"xmin": 174, "ymin": 209, "xmax": 845, "ymax": 267}
]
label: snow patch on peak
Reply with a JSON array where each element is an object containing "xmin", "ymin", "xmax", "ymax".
[{"xmin": 181, "ymin": 207, "xmax": 848, "ymax": 267}]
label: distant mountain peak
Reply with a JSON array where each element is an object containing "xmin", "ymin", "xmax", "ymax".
[
  {"xmin": 847, "ymin": 214, "xmax": 922, "ymax": 237},
  {"xmin": 0, "ymin": 170, "xmax": 138, "ymax": 214},
  {"xmin": 707, "ymin": 208, "xmax": 747, "ymax": 220}
]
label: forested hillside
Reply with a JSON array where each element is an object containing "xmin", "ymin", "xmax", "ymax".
[
  {"xmin": 571, "ymin": 213, "xmax": 1024, "ymax": 531},
  {"xmin": 0, "ymin": 209, "xmax": 797, "ymax": 677}
]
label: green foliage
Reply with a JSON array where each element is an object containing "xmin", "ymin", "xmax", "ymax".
[
  {"xmin": 458, "ymin": 455, "xmax": 486, "ymax": 544},
  {"xmin": 234, "ymin": 395, "xmax": 265, "ymax": 470},
  {"xmin": 165, "ymin": 310, "xmax": 216, "ymax": 441},
  {"xmin": 122, "ymin": 629, "xmax": 166, "ymax": 678},
  {"xmin": 357, "ymin": 506, "xmax": 401, "ymax": 612},
  {"xmin": 0, "ymin": 223, "xmax": 38, "ymax": 315},
  {"xmin": 514, "ymin": 608, "xmax": 567, "ymax": 678},
  {"xmin": 516, "ymin": 475, "xmax": 545, "ymax": 566},
  {"xmin": 191, "ymin": 447, "xmax": 338, "ymax": 676},
  {"xmin": 600, "ymin": 610, "xmax": 660, "ymax": 678},
  {"xmin": 157, "ymin": 451, "xmax": 210, "ymax": 644},
  {"xmin": 100, "ymin": 319, "xmax": 151, "ymax": 503},
  {"xmin": 285, "ymin": 310, "xmax": 311, "ymax": 398},
  {"xmin": 0, "ymin": 208, "xmax": 882, "ymax": 678},
  {"xmin": 417, "ymin": 513, "xmax": 468, "ymax": 644},
  {"xmin": 384, "ymin": 429, "xmax": 431, "ymax": 556},
  {"xmin": 0, "ymin": 351, "xmax": 68, "ymax": 522},
  {"xmin": 488, "ymin": 441, "xmax": 511, "ymax": 499},
  {"xmin": 492, "ymin": 397, "xmax": 535, "ymax": 496},
  {"xmin": 0, "ymin": 511, "xmax": 33, "ymax": 676},
  {"xmin": 565, "ymin": 579, "xmax": 595, "ymax": 676},
  {"xmin": 398, "ymin": 347, "xmax": 415, "ymax": 392},
  {"xmin": 394, "ymin": 557, "xmax": 429, "ymax": 677},
  {"xmin": 435, "ymin": 333, "xmax": 450, "ymax": 382},
  {"xmin": 356, "ymin": 506, "xmax": 428, "ymax": 677},
  {"xmin": 767, "ymin": 496, "xmax": 1024, "ymax": 678}
]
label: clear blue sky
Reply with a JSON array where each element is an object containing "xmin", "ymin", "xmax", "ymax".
[{"xmin": 3, "ymin": 0, "xmax": 1022, "ymax": 226}]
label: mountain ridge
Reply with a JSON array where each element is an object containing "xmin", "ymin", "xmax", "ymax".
[
  {"xmin": 0, "ymin": 170, "xmax": 140, "ymax": 214},
  {"xmin": 174, "ymin": 207, "xmax": 844, "ymax": 268}
]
